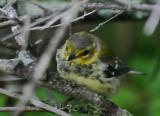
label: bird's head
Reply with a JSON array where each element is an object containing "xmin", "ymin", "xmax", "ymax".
[{"xmin": 61, "ymin": 32, "xmax": 100, "ymax": 65}]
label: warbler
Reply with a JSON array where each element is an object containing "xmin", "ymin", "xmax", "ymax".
[{"xmin": 56, "ymin": 32, "xmax": 142, "ymax": 96}]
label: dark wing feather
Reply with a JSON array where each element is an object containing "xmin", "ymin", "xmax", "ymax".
[
  {"xmin": 104, "ymin": 57, "xmax": 131, "ymax": 78},
  {"xmin": 97, "ymin": 37, "xmax": 132, "ymax": 78}
]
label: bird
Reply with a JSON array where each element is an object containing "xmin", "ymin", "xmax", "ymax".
[{"xmin": 56, "ymin": 31, "xmax": 143, "ymax": 96}]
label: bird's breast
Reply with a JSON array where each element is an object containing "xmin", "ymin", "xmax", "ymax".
[{"xmin": 57, "ymin": 60, "xmax": 118, "ymax": 96}]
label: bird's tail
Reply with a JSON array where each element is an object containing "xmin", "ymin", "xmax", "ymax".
[
  {"xmin": 128, "ymin": 70, "xmax": 146, "ymax": 76},
  {"xmin": 117, "ymin": 67, "xmax": 146, "ymax": 76}
]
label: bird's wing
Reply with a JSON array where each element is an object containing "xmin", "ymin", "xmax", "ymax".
[
  {"xmin": 98, "ymin": 39, "xmax": 131, "ymax": 77},
  {"xmin": 103, "ymin": 57, "xmax": 131, "ymax": 78}
]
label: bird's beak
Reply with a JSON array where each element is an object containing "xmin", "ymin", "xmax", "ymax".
[{"xmin": 67, "ymin": 54, "xmax": 75, "ymax": 61}]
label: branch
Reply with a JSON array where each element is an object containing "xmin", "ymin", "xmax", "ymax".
[
  {"xmin": 4, "ymin": 5, "xmax": 26, "ymax": 46},
  {"xmin": 38, "ymin": 72, "xmax": 133, "ymax": 116}
]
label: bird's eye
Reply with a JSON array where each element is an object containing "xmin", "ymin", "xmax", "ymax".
[{"xmin": 81, "ymin": 50, "xmax": 90, "ymax": 56}]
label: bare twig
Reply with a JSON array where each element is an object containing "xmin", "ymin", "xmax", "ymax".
[
  {"xmin": 90, "ymin": 11, "xmax": 123, "ymax": 32},
  {"xmin": 31, "ymin": 10, "xmax": 72, "ymax": 31},
  {"xmin": 0, "ymin": 88, "xmax": 70, "ymax": 116},
  {"xmin": 31, "ymin": 9, "xmax": 97, "ymax": 31},
  {"xmin": 21, "ymin": 15, "xmax": 31, "ymax": 50},
  {"xmin": 30, "ymin": 97, "xmax": 71, "ymax": 116},
  {"xmin": 0, "ymin": 106, "xmax": 43, "ymax": 112},
  {"xmin": 4, "ymin": 0, "xmax": 17, "ymax": 9},
  {"xmin": 0, "ymin": 8, "xmax": 7, "ymax": 15},
  {"xmin": 30, "ymin": 1, "xmax": 89, "ymax": 30},
  {"xmin": 0, "ymin": 20, "xmax": 17, "ymax": 28},
  {"xmin": 0, "ymin": 75, "xmax": 24, "ymax": 82},
  {"xmin": 28, "ymin": 0, "xmax": 52, "ymax": 14},
  {"xmin": 5, "ymin": 5, "xmax": 26, "ymax": 46},
  {"xmin": 84, "ymin": 2, "xmax": 155, "ymax": 12},
  {"xmin": 143, "ymin": 1, "xmax": 160, "ymax": 36}
]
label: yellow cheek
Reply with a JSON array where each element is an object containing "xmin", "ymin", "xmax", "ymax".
[
  {"xmin": 72, "ymin": 50, "xmax": 99, "ymax": 65},
  {"xmin": 75, "ymin": 50, "xmax": 82, "ymax": 56}
]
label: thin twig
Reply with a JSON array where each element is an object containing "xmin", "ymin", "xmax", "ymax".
[
  {"xmin": 0, "ymin": 75, "xmax": 25, "ymax": 82},
  {"xmin": 0, "ymin": 20, "xmax": 17, "ymax": 28},
  {"xmin": 0, "ymin": 8, "xmax": 7, "ymax": 15},
  {"xmin": 84, "ymin": 2, "xmax": 155, "ymax": 11},
  {"xmin": 3, "ymin": 0, "xmax": 17, "ymax": 9},
  {"xmin": 0, "ymin": 88, "xmax": 70, "ymax": 116},
  {"xmin": 0, "ymin": 106, "xmax": 43, "ymax": 112},
  {"xmin": 31, "ymin": 9, "xmax": 97, "ymax": 31},
  {"xmin": 5, "ymin": 5, "xmax": 26, "ymax": 46},
  {"xmin": 90, "ymin": 11, "xmax": 123, "ymax": 32}
]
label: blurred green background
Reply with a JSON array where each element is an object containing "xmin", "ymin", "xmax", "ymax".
[
  {"xmin": 94, "ymin": 22, "xmax": 160, "ymax": 116},
  {"xmin": 0, "ymin": 0, "xmax": 160, "ymax": 116}
]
